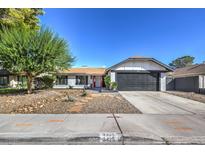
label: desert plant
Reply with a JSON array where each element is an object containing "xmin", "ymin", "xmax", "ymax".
[
  {"xmin": 69, "ymin": 85, "xmax": 73, "ymax": 89},
  {"xmin": 40, "ymin": 75, "xmax": 56, "ymax": 89},
  {"xmin": 104, "ymin": 75, "xmax": 111, "ymax": 89},
  {"xmin": 0, "ymin": 26, "xmax": 74, "ymax": 94},
  {"xmin": 81, "ymin": 89, "xmax": 87, "ymax": 97},
  {"xmin": 67, "ymin": 95, "xmax": 75, "ymax": 102},
  {"xmin": 111, "ymin": 82, "xmax": 118, "ymax": 90}
]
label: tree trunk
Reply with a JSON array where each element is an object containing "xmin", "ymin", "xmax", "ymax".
[{"xmin": 27, "ymin": 74, "xmax": 33, "ymax": 94}]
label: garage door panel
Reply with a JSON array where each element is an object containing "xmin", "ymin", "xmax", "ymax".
[{"xmin": 117, "ymin": 73, "xmax": 159, "ymax": 91}]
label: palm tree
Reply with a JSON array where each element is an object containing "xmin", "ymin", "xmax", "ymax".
[{"xmin": 0, "ymin": 26, "xmax": 74, "ymax": 94}]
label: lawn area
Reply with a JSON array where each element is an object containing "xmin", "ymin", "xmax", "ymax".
[
  {"xmin": 0, "ymin": 89, "xmax": 141, "ymax": 114},
  {"xmin": 0, "ymin": 88, "xmax": 26, "ymax": 95}
]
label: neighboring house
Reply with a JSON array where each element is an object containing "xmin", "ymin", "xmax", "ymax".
[
  {"xmin": 106, "ymin": 56, "xmax": 173, "ymax": 91},
  {"xmin": 53, "ymin": 67, "xmax": 106, "ymax": 89},
  {"xmin": 166, "ymin": 63, "xmax": 205, "ymax": 94}
]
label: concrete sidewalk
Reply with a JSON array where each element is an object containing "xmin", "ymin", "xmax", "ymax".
[
  {"xmin": 0, "ymin": 114, "xmax": 122, "ymax": 145},
  {"xmin": 0, "ymin": 114, "xmax": 205, "ymax": 145}
]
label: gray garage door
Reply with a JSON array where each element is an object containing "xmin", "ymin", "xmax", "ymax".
[
  {"xmin": 117, "ymin": 72, "xmax": 159, "ymax": 91},
  {"xmin": 175, "ymin": 76, "xmax": 199, "ymax": 93}
]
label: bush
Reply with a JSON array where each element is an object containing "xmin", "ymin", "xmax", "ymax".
[
  {"xmin": 104, "ymin": 75, "xmax": 111, "ymax": 89},
  {"xmin": 16, "ymin": 76, "xmax": 27, "ymax": 89},
  {"xmin": 37, "ymin": 75, "xmax": 56, "ymax": 89},
  {"xmin": 81, "ymin": 89, "xmax": 87, "ymax": 97},
  {"xmin": 67, "ymin": 95, "xmax": 75, "ymax": 102},
  {"xmin": 69, "ymin": 85, "xmax": 73, "ymax": 89},
  {"xmin": 0, "ymin": 88, "xmax": 26, "ymax": 94},
  {"xmin": 43, "ymin": 75, "xmax": 56, "ymax": 88},
  {"xmin": 111, "ymin": 82, "xmax": 118, "ymax": 90}
]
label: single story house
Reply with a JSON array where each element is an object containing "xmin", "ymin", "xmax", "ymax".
[
  {"xmin": 0, "ymin": 69, "xmax": 26, "ymax": 88},
  {"xmin": 0, "ymin": 67, "xmax": 106, "ymax": 89},
  {"xmin": 54, "ymin": 67, "xmax": 106, "ymax": 89},
  {"xmin": 166, "ymin": 63, "xmax": 205, "ymax": 94},
  {"xmin": 1, "ymin": 56, "xmax": 173, "ymax": 91},
  {"xmin": 106, "ymin": 56, "xmax": 173, "ymax": 91},
  {"xmin": 0, "ymin": 69, "xmax": 10, "ymax": 87}
]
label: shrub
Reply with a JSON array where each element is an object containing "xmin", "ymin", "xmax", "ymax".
[
  {"xmin": 111, "ymin": 82, "xmax": 118, "ymax": 90},
  {"xmin": 42, "ymin": 75, "xmax": 56, "ymax": 88},
  {"xmin": 38, "ymin": 75, "xmax": 56, "ymax": 89},
  {"xmin": 69, "ymin": 85, "xmax": 73, "ymax": 89},
  {"xmin": 16, "ymin": 76, "xmax": 27, "ymax": 89},
  {"xmin": 104, "ymin": 75, "xmax": 111, "ymax": 89},
  {"xmin": 0, "ymin": 88, "xmax": 26, "ymax": 94},
  {"xmin": 17, "ymin": 82, "xmax": 27, "ymax": 89},
  {"xmin": 81, "ymin": 89, "xmax": 87, "ymax": 97},
  {"xmin": 67, "ymin": 95, "xmax": 75, "ymax": 102}
]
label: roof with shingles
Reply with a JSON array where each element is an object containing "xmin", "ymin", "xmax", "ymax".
[
  {"xmin": 107, "ymin": 56, "xmax": 173, "ymax": 72},
  {"xmin": 170, "ymin": 64, "xmax": 205, "ymax": 77},
  {"xmin": 57, "ymin": 67, "xmax": 106, "ymax": 75}
]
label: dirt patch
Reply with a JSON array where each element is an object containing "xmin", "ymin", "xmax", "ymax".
[
  {"xmin": 79, "ymin": 93, "xmax": 141, "ymax": 113},
  {"xmin": 0, "ymin": 89, "xmax": 83, "ymax": 114},
  {"xmin": 0, "ymin": 89, "xmax": 141, "ymax": 114},
  {"xmin": 165, "ymin": 91, "xmax": 205, "ymax": 104}
]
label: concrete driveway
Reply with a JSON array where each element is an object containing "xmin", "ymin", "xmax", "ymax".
[
  {"xmin": 116, "ymin": 91, "xmax": 205, "ymax": 144},
  {"xmin": 119, "ymin": 91, "xmax": 205, "ymax": 114}
]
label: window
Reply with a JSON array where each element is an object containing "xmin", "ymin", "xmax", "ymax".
[
  {"xmin": 76, "ymin": 76, "xmax": 88, "ymax": 85},
  {"xmin": 56, "ymin": 76, "xmax": 68, "ymax": 85},
  {"xmin": 17, "ymin": 76, "xmax": 27, "ymax": 84},
  {"xmin": 0, "ymin": 76, "xmax": 8, "ymax": 85}
]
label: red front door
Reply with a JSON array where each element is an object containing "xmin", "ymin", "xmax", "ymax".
[{"xmin": 93, "ymin": 76, "xmax": 96, "ymax": 88}]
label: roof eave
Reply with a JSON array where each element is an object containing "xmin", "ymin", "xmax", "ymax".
[
  {"xmin": 171, "ymin": 72, "xmax": 205, "ymax": 78},
  {"xmin": 106, "ymin": 57, "xmax": 173, "ymax": 72},
  {"xmin": 56, "ymin": 72, "xmax": 105, "ymax": 76}
]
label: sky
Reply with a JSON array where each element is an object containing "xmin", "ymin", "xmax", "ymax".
[{"xmin": 40, "ymin": 9, "xmax": 205, "ymax": 68}]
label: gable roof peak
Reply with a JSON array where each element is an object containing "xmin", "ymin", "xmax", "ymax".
[
  {"xmin": 107, "ymin": 56, "xmax": 173, "ymax": 71},
  {"xmin": 129, "ymin": 56, "xmax": 150, "ymax": 59}
]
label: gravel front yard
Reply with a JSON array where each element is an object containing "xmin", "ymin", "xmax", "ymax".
[
  {"xmin": 0, "ymin": 89, "xmax": 141, "ymax": 114},
  {"xmin": 166, "ymin": 91, "xmax": 205, "ymax": 104},
  {"xmin": 76, "ymin": 93, "xmax": 140, "ymax": 113}
]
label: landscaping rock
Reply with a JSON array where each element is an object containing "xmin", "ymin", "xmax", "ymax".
[
  {"xmin": 166, "ymin": 91, "xmax": 205, "ymax": 104},
  {"xmin": 72, "ymin": 93, "xmax": 141, "ymax": 114},
  {"xmin": 0, "ymin": 89, "xmax": 141, "ymax": 114}
]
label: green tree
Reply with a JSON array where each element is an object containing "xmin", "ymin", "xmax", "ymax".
[
  {"xmin": 0, "ymin": 26, "xmax": 74, "ymax": 94},
  {"xmin": 104, "ymin": 75, "xmax": 111, "ymax": 89},
  {"xmin": 169, "ymin": 56, "xmax": 195, "ymax": 69},
  {"xmin": 0, "ymin": 8, "xmax": 44, "ymax": 30}
]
